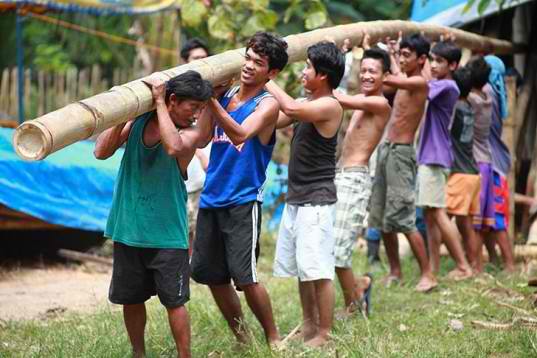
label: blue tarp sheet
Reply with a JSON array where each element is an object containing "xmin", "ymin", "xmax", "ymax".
[
  {"xmin": 410, "ymin": 0, "xmax": 466, "ymax": 22},
  {"xmin": 410, "ymin": 0, "xmax": 533, "ymax": 27},
  {"xmin": 0, "ymin": 128, "xmax": 122, "ymax": 231},
  {"xmin": 1, "ymin": 127, "xmax": 288, "ymax": 232}
]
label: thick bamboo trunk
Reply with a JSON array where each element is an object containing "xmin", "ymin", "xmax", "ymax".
[{"xmin": 13, "ymin": 20, "xmax": 514, "ymax": 161}]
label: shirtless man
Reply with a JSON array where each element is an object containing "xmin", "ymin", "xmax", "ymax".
[
  {"xmin": 268, "ymin": 41, "xmax": 345, "ymax": 347},
  {"xmin": 368, "ymin": 33, "xmax": 437, "ymax": 292},
  {"xmin": 331, "ymin": 45, "xmax": 392, "ymax": 316}
]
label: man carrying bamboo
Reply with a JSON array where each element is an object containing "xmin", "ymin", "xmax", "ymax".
[
  {"xmin": 331, "ymin": 41, "xmax": 392, "ymax": 317},
  {"xmin": 190, "ymin": 31, "xmax": 288, "ymax": 347},
  {"xmin": 368, "ymin": 33, "xmax": 437, "ymax": 292},
  {"xmin": 268, "ymin": 41, "xmax": 345, "ymax": 347},
  {"xmin": 94, "ymin": 70, "xmax": 214, "ymax": 358}
]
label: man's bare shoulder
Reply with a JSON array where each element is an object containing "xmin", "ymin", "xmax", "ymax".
[
  {"xmin": 255, "ymin": 96, "xmax": 280, "ymax": 113},
  {"xmin": 366, "ymin": 95, "xmax": 391, "ymax": 113},
  {"xmin": 408, "ymin": 75, "xmax": 428, "ymax": 90}
]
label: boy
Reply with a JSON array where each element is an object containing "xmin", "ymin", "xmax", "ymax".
[
  {"xmin": 190, "ymin": 32, "xmax": 288, "ymax": 346},
  {"xmin": 467, "ymin": 56, "xmax": 494, "ymax": 273},
  {"xmin": 95, "ymin": 71, "xmax": 214, "ymax": 358},
  {"xmin": 267, "ymin": 41, "xmax": 345, "ymax": 347},
  {"xmin": 484, "ymin": 55, "xmax": 515, "ymax": 272},
  {"xmin": 368, "ymin": 34, "xmax": 436, "ymax": 292},
  {"xmin": 180, "ymin": 38, "xmax": 210, "ymax": 63},
  {"xmin": 416, "ymin": 40, "xmax": 473, "ymax": 279},
  {"xmin": 331, "ymin": 46, "xmax": 392, "ymax": 316},
  {"xmin": 446, "ymin": 66, "xmax": 482, "ymax": 269}
]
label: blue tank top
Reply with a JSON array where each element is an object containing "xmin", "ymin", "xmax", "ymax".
[{"xmin": 200, "ymin": 87, "xmax": 275, "ymax": 208}]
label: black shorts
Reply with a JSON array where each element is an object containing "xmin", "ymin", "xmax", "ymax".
[
  {"xmin": 191, "ymin": 201, "xmax": 261, "ymax": 287},
  {"xmin": 109, "ymin": 242, "xmax": 190, "ymax": 308}
]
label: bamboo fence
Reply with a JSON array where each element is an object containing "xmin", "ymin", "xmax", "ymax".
[{"xmin": 0, "ymin": 66, "xmax": 134, "ymax": 122}]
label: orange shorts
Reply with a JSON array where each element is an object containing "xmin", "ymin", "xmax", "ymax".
[{"xmin": 446, "ymin": 173, "xmax": 481, "ymax": 216}]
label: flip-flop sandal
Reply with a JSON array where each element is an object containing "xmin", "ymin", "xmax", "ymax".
[
  {"xmin": 361, "ymin": 273, "xmax": 373, "ymax": 316},
  {"xmin": 351, "ymin": 273, "xmax": 373, "ymax": 317}
]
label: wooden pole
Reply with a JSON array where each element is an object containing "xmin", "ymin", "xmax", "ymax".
[
  {"xmin": 502, "ymin": 76, "xmax": 517, "ymax": 240},
  {"xmin": 12, "ymin": 20, "xmax": 515, "ymax": 161}
]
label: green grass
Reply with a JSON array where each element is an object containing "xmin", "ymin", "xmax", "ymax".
[{"xmin": 1, "ymin": 227, "xmax": 536, "ymax": 357}]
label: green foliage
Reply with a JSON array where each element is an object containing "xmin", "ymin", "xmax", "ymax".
[
  {"xmin": 33, "ymin": 44, "xmax": 74, "ymax": 72},
  {"xmin": 0, "ymin": 12, "xmax": 136, "ymax": 77},
  {"xmin": 462, "ymin": 0, "xmax": 509, "ymax": 14}
]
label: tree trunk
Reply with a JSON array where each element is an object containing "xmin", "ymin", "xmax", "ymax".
[{"xmin": 13, "ymin": 20, "xmax": 515, "ymax": 161}]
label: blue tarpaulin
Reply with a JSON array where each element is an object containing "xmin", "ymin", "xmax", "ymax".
[
  {"xmin": 1, "ymin": 127, "xmax": 288, "ymax": 232},
  {"xmin": 0, "ymin": 128, "xmax": 122, "ymax": 231}
]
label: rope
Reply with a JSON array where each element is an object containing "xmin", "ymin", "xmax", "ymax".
[{"xmin": 24, "ymin": 11, "xmax": 177, "ymax": 57}]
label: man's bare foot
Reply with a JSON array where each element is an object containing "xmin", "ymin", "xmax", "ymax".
[
  {"xmin": 504, "ymin": 265, "xmax": 516, "ymax": 274},
  {"xmin": 304, "ymin": 334, "xmax": 330, "ymax": 348},
  {"xmin": 415, "ymin": 274, "xmax": 438, "ymax": 293},
  {"xmin": 288, "ymin": 325, "xmax": 317, "ymax": 342},
  {"xmin": 302, "ymin": 326, "xmax": 318, "ymax": 341},
  {"xmin": 447, "ymin": 267, "xmax": 473, "ymax": 281},
  {"xmin": 382, "ymin": 275, "xmax": 401, "ymax": 288}
]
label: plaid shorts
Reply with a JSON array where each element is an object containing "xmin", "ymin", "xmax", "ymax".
[{"xmin": 333, "ymin": 166, "xmax": 372, "ymax": 268}]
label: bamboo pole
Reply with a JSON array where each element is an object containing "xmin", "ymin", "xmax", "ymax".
[{"xmin": 13, "ymin": 20, "xmax": 515, "ymax": 161}]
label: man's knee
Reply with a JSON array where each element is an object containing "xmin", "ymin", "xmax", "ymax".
[{"xmin": 236, "ymin": 282, "xmax": 259, "ymax": 293}]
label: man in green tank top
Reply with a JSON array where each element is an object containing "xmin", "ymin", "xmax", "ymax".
[{"xmin": 94, "ymin": 71, "xmax": 213, "ymax": 358}]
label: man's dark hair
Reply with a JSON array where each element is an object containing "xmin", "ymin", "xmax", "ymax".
[
  {"xmin": 400, "ymin": 33, "xmax": 431, "ymax": 58},
  {"xmin": 307, "ymin": 41, "xmax": 345, "ymax": 89},
  {"xmin": 431, "ymin": 41, "xmax": 462, "ymax": 65},
  {"xmin": 180, "ymin": 38, "xmax": 210, "ymax": 61},
  {"xmin": 165, "ymin": 70, "xmax": 213, "ymax": 103},
  {"xmin": 452, "ymin": 67, "xmax": 473, "ymax": 98},
  {"xmin": 363, "ymin": 47, "xmax": 391, "ymax": 73},
  {"xmin": 467, "ymin": 56, "xmax": 491, "ymax": 89},
  {"xmin": 246, "ymin": 32, "xmax": 288, "ymax": 71}
]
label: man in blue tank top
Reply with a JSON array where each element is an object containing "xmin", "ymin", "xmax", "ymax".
[
  {"xmin": 94, "ymin": 71, "xmax": 213, "ymax": 358},
  {"xmin": 190, "ymin": 32, "xmax": 288, "ymax": 347},
  {"xmin": 266, "ymin": 42, "xmax": 345, "ymax": 348}
]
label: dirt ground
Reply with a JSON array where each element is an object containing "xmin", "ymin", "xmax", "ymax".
[{"xmin": 0, "ymin": 264, "xmax": 112, "ymax": 321}]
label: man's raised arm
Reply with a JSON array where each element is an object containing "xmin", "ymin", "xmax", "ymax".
[
  {"xmin": 333, "ymin": 91, "xmax": 390, "ymax": 115},
  {"xmin": 94, "ymin": 120, "xmax": 134, "ymax": 160},
  {"xmin": 208, "ymin": 97, "xmax": 279, "ymax": 146},
  {"xmin": 265, "ymin": 80, "xmax": 339, "ymax": 123}
]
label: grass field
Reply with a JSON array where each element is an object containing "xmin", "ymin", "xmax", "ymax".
[{"xmin": 1, "ymin": 227, "xmax": 536, "ymax": 357}]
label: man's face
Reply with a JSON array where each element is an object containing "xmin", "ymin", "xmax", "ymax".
[
  {"xmin": 186, "ymin": 48, "xmax": 209, "ymax": 63},
  {"xmin": 430, "ymin": 53, "xmax": 456, "ymax": 80},
  {"xmin": 399, "ymin": 47, "xmax": 420, "ymax": 75},
  {"xmin": 241, "ymin": 48, "xmax": 273, "ymax": 86},
  {"xmin": 169, "ymin": 97, "xmax": 206, "ymax": 128},
  {"xmin": 360, "ymin": 58, "xmax": 385, "ymax": 95},
  {"xmin": 301, "ymin": 59, "xmax": 323, "ymax": 92}
]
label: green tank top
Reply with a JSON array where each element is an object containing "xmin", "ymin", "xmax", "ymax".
[{"xmin": 105, "ymin": 111, "xmax": 188, "ymax": 249}]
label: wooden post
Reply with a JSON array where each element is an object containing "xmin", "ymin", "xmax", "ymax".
[
  {"xmin": 502, "ymin": 76, "xmax": 518, "ymax": 240},
  {"xmin": 24, "ymin": 69, "xmax": 30, "ymax": 119},
  {"xmin": 0, "ymin": 68, "xmax": 9, "ymax": 115},
  {"xmin": 12, "ymin": 20, "xmax": 516, "ymax": 161},
  {"xmin": 37, "ymin": 70, "xmax": 45, "ymax": 116},
  {"xmin": 10, "ymin": 68, "xmax": 18, "ymax": 119}
]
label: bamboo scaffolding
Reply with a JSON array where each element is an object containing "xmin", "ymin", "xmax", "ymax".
[{"xmin": 13, "ymin": 20, "xmax": 515, "ymax": 161}]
